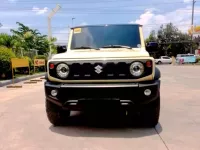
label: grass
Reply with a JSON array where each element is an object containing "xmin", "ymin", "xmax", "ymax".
[
  {"xmin": 0, "ymin": 71, "xmax": 45, "ymax": 81},
  {"xmin": 14, "ymin": 74, "xmax": 27, "ymax": 78},
  {"xmin": 14, "ymin": 71, "xmax": 45, "ymax": 78}
]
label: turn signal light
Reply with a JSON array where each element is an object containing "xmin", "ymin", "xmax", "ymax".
[
  {"xmin": 49, "ymin": 63, "xmax": 55, "ymax": 69},
  {"xmin": 146, "ymin": 61, "xmax": 152, "ymax": 67}
]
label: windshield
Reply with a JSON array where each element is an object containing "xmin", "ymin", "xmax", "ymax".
[{"xmin": 70, "ymin": 25, "xmax": 141, "ymax": 50}]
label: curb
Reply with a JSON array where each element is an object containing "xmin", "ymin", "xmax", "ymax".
[
  {"xmin": 0, "ymin": 73, "xmax": 46, "ymax": 87},
  {"xmin": 172, "ymin": 63, "xmax": 200, "ymax": 66}
]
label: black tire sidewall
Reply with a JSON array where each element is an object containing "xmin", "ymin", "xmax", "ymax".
[
  {"xmin": 140, "ymin": 96, "xmax": 160, "ymax": 127},
  {"xmin": 46, "ymin": 100, "xmax": 70, "ymax": 126}
]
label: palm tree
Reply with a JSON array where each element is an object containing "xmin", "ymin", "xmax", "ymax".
[
  {"xmin": 0, "ymin": 33, "xmax": 14, "ymax": 48},
  {"xmin": 9, "ymin": 22, "xmax": 57, "ymax": 55}
]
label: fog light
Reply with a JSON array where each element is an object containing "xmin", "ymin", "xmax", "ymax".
[
  {"xmin": 51, "ymin": 90, "xmax": 58, "ymax": 97},
  {"xmin": 144, "ymin": 89, "xmax": 151, "ymax": 96}
]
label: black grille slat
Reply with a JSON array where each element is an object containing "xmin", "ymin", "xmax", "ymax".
[
  {"xmin": 105, "ymin": 63, "xmax": 116, "ymax": 75},
  {"xmin": 82, "ymin": 63, "xmax": 92, "ymax": 75},
  {"xmin": 68, "ymin": 63, "xmax": 81, "ymax": 79},
  {"xmin": 117, "ymin": 62, "xmax": 129, "ymax": 79}
]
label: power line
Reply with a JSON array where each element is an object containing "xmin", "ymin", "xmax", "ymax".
[
  {"xmin": 0, "ymin": 2, "xmax": 187, "ymax": 9},
  {"xmin": 0, "ymin": 8, "xmax": 152, "ymax": 11},
  {"xmin": 4, "ymin": 0, "xmax": 185, "ymax": 4},
  {"xmin": 0, "ymin": 10, "xmax": 197, "ymax": 15},
  {"xmin": 7, "ymin": 0, "xmax": 177, "ymax": 2},
  {"xmin": 12, "ymin": 0, "xmax": 200, "ymax": 5},
  {"xmin": 0, "ymin": 11, "xmax": 196, "ymax": 15},
  {"xmin": 0, "ymin": 1, "xmax": 188, "ymax": 10}
]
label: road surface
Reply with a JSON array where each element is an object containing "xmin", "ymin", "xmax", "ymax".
[{"xmin": 0, "ymin": 65, "xmax": 200, "ymax": 150}]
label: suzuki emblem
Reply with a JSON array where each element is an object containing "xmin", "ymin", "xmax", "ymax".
[{"xmin": 94, "ymin": 65, "xmax": 103, "ymax": 74}]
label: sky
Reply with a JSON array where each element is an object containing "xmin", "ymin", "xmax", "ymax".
[{"xmin": 1, "ymin": 0, "xmax": 200, "ymax": 44}]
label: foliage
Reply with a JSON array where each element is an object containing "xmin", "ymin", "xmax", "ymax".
[
  {"xmin": 0, "ymin": 22, "xmax": 58, "ymax": 78},
  {"xmin": 0, "ymin": 33, "xmax": 14, "ymax": 48},
  {"xmin": 23, "ymin": 56, "xmax": 33, "ymax": 67},
  {"xmin": 34, "ymin": 55, "xmax": 47, "ymax": 60},
  {"xmin": 145, "ymin": 23, "xmax": 198, "ymax": 57},
  {"xmin": 0, "ymin": 22, "xmax": 53, "ymax": 78},
  {"xmin": 145, "ymin": 30, "xmax": 157, "ymax": 43},
  {"xmin": 0, "ymin": 46, "xmax": 16, "ymax": 75},
  {"xmin": 8, "ymin": 22, "xmax": 57, "ymax": 55},
  {"xmin": 197, "ymin": 57, "xmax": 200, "ymax": 63}
]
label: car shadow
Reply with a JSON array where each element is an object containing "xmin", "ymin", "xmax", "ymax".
[{"xmin": 49, "ymin": 111, "xmax": 163, "ymax": 138}]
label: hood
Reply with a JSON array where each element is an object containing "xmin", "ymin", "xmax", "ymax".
[{"xmin": 51, "ymin": 48, "xmax": 150, "ymax": 60}]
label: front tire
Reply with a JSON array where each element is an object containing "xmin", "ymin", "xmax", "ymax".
[
  {"xmin": 46, "ymin": 100, "xmax": 70, "ymax": 126},
  {"xmin": 128, "ymin": 96, "xmax": 160, "ymax": 128},
  {"xmin": 140, "ymin": 96, "xmax": 160, "ymax": 127}
]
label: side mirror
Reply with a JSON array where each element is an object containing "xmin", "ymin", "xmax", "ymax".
[{"xmin": 57, "ymin": 45, "xmax": 67, "ymax": 54}]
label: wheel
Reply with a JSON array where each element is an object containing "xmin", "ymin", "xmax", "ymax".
[
  {"xmin": 158, "ymin": 61, "xmax": 162, "ymax": 64},
  {"xmin": 127, "ymin": 96, "xmax": 160, "ymax": 128},
  {"xmin": 154, "ymin": 67, "xmax": 161, "ymax": 80},
  {"xmin": 140, "ymin": 96, "xmax": 160, "ymax": 127},
  {"xmin": 45, "ymin": 99, "xmax": 70, "ymax": 126}
]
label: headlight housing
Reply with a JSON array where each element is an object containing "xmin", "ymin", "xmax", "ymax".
[
  {"xmin": 129, "ymin": 62, "xmax": 144, "ymax": 77},
  {"xmin": 56, "ymin": 63, "xmax": 69, "ymax": 78}
]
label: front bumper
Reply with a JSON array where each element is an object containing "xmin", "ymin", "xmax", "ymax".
[{"xmin": 44, "ymin": 80, "xmax": 160, "ymax": 110}]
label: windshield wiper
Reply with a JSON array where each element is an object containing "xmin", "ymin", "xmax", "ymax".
[
  {"xmin": 100, "ymin": 45, "xmax": 132, "ymax": 49},
  {"xmin": 73, "ymin": 46, "xmax": 99, "ymax": 50}
]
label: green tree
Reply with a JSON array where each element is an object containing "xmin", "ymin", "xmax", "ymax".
[
  {"xmin": 146, "ymin": 23, "xmax": 197, "ymax": 57},
  {"xmin": 157, "ymin": 23, "xmax": 193, "ymax": 56},
  {"xmin": 145, "ymin": 30, "xmax": 157, "ymax": 43},
  {"xmin": 0, "ymin": 33, "xmax": 23, "ymax": 56},
  {"xmin": 10, "ymin": 22, "xmax": 57, "ymax": 55},
  {"xmin": 0, "ymin": 46, "xmax": 16, "ymax": 78},
  {"xmin": 0, "ymin": 33, "xmax": 15, "ymax": 48}
]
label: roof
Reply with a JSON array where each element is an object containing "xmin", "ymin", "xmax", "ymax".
[{"xmin": 71, "ymin": 23, "xmax": 142, "ymax": 29}]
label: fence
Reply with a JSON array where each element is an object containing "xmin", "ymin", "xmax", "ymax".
[{"xmin": 12, "ymin": 48, "xmax": 39, "ymax": 59}]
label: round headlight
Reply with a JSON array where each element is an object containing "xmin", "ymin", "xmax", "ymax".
[
  {"xmin": 56, "ymin": 63, "xmax": 69, "ymax": 78},
  {"xmin": 130, "ymin": 62, "xmax": 144, "ymax": 77}
]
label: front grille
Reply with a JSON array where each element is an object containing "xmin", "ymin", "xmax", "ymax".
[
  {"xmin": 67, "ymin": 62, "xmax": 132, "ymax": 80},
  {"xmin": 49, "ymin": 60, "xmax": 152, "ymax": 80}
]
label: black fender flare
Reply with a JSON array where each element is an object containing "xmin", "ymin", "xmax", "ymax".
[
  {"xmin": 154, "ymin": 67, "xmax": 161, "ymax": 80},
  {"xmin": 45, "ymin": 73, "xmax": 48, "ymax": 79},
  {"xmin": 45, "ymin": 73, "xmax": 49, "ymax": 81}
]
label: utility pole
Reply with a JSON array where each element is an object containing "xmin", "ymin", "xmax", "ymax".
[
  {"xmin": 67, "ymin": 25, "xmax": 70, "ymax": 46},
  {"xmin": 48, "ymin": 4, "xmax": 61, "ymax": 58},
  {"xmin": 191, "ymin": 0, "xmax": 196, "ymax": 54}
]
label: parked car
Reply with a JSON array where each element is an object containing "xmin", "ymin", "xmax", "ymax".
[
  {"xmin": 176, "ymin": 54, "xmax": 196, "ymax": 64},
  {"xmin": 155, "ymin": 56, "xmax": 172, "ymax": 64}
]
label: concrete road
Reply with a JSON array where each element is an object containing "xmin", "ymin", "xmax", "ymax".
[{"xmin": 0, "ymin": 65, "xmax": 200, "ymax": 150}]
